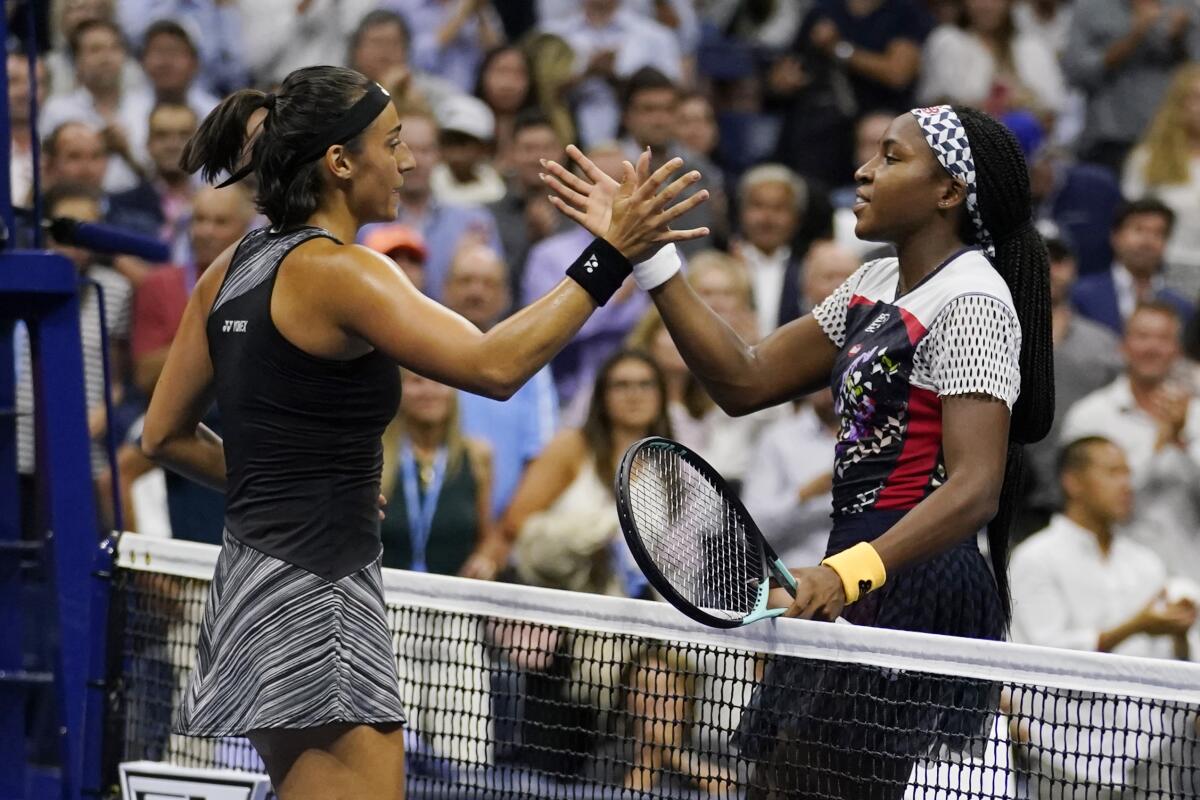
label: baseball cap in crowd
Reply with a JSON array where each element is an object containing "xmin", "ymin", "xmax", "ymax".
[
  {"xmin": 364, "ymin": 224, "xmax": 427, "ymax": 263},
  {"xmin": 436, "ymin": 95, "xmax": 495, "ymax": 142}
]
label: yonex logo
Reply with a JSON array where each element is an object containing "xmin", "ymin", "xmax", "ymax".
[
  {"xmin": 222, "ymin": 320, "xmax": 248, "ymax": 333},
  {"xmin": 584, "ymin": 254, "xmax": 599, "ymax": 273}
]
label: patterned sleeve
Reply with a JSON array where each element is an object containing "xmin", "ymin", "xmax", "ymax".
[
  {"xmin": 810, "ymin": 263, "xmax": 872, "ymax": 348},
  {"xmin": 915, "ymin": 293, "xmax": 1022, "ymax": 408}
]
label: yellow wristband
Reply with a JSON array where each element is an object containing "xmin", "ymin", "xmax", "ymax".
[{"xmin": 821, "ymin": 542, "xmax": 887, "ymax": 604}]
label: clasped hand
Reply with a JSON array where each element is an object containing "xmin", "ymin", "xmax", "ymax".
[{"xmin": 539, "ymin": 145, "xmax": 710, "ymax": 262}]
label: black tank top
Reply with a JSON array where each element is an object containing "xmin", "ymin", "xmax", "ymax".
[{"xmin": 208, "ymin": 226, "xmax": 401, "ymax": 579}]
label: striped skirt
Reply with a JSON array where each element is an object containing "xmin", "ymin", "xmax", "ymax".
[{"xmin": 173, "ymin": 530, "xmax": 407, "ymax": 737}]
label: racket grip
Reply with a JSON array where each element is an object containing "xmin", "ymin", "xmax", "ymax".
[{"xmin": 771, "ymin": 558, "xmax": 798, "ymax": 597}]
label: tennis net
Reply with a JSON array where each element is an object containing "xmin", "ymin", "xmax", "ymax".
[{"xmin": 109, "ymin": 534, "xmax": 1200, "ymax": 799}]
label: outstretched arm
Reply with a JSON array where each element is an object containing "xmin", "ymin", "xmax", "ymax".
[
  {"xmin": 542, "ymin": 147, "xmax": 838, "ymax": 415},
  {"xmin": 340, "ymin": 155, "xmax": 709, "ymax": 399}
]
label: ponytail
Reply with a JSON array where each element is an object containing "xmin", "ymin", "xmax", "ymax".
[
  {"xmin": 956, "ymin": 107, "xmax": 1055, "ymax": 622},
  {"xmin": 180, "ymin": 89, "xmax": 271, "ymax": 185}
]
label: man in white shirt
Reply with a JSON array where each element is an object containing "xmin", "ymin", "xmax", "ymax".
[
  {"xmin": 1060, "ymin": 302, "xmax": 1200, "ymax": 576},
  {"xmin": 733, "ymin": 164, "xmax": 808, "ymax": 340},
  {"xmin": 1009, "ymin": 436, "xmax": 1199, "ymax": 798},
  {"xmin": 541, "ymin": 0, "xmax": 682, "ymax": 146},
  {"xmin": 40, "ymin": 19, "xmax": 147, "ymax": 193},
  {"xmin": 1011, "ymin": 436, "xmax": 1196, "ymax": 659}
]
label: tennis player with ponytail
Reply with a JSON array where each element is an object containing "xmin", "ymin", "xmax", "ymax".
[
  {"xmin": 543, "ymin": 106, "xmax": 1053, "ymax": 797},
  {"xmin": 141, "ymin": 65, "xmax": 709, "ymax": 800}
]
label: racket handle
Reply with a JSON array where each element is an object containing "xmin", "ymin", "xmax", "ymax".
[{"xmin": 771, "ymin": 557, "xmax": 798, "ymax": 597}]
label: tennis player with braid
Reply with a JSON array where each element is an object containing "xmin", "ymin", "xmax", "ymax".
[
  {"xmin": 140, "ymin": 65, "xmax": 709, "ymax": 800},
  {"xmin": 544, "ymin": 106, "xmax": 1053, "ymax": 798}
]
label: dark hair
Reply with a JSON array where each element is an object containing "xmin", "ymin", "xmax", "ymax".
[
  {"xmin": 512, "ymin": 108, "xmax": 558, "ymax": 141},
  {"xmin": 1113, "ymin": 197, "xmax": 1176, "ymax": 236},
  {"xmin": 1056, "ymin": 435, "xmax": 1113, "ymax": 479},
  {"xmin": 621, "ymin": 66, "xmax": 677, "ymax": 111},
  {"xmin": 582, "ymin": 349, "xmax": 673, "ymax": 492},
  {"xmin": 955, "ymin": 107, "xmax": 1055, "ymax": 622},
  {"xmin": 181, "ymin": 66, "xmax": 374, "ymax": 229},
  {"xmin": 43, "ymin": 120, "xmax": 100, "ymax": 158},
  {"xmin": 141, "ymin": 19, "xmax": 197, "ymax": 58},
  {"xmin": 348, "ymin": 10, "xmax": 411, "ymax": 63},
  {"xmin": 43, "ymin": 181, "xmax": 103, "ymax": 217},
  {"xmin": 1042, "ymin": 236, "xmax": 1074, "ymax": 263},
  {"xmin": 475, "ymin": 45, "xmax": 535, "ymax": 113},
  {"xmin": 68, "ymin": 18, "xmax": 125, "ymax": 61}
]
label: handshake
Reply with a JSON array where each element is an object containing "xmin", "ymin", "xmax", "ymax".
[{"xmin": 539, "ymin": 145, "xmax": 709, "ymax": 291}]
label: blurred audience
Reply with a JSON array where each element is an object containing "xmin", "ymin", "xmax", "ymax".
[
  {"xmin": 432, "ymin": 93, "xmax": 505, "ymax": 204},
  {"xmin": 381, "ymin": 370, "xmax": 497, "ymax": 577},
  {"xmin": 1018, "ymin": 236, "xmax": 1122, "ymax": 537},
  {"xmin": 40, "ymin": 18, "xmax": 146, "ymax": 192},
  {"xmin": 8, "ymin": 51, "xmax": 49, "ymax": 206},
  {"xmin": 443, "ymin": 243, "xmax": 559, "ymax": 527},
  {"xmin": 541, "ymin": 0, "xmax": 684, "ymax": 147},
  {"xmin": 501, "ymin": 350, "xmax": 670, "ymax": 595},
  {"xmin": 488, "ymin": 110, "xmax": 567, "ymax": 294},
  {"xmin": 1123, "ymin": 63, "xmax": 1200, "ymax": 300},
  {"xmin": 1071, "ymin": 198, "xmax": 1193, "ymax": 334},
  {"xmin": 1061, "ymin": 302, "xmax": 1200, "ymax": 576},
  {"xmin": 116, "ymin": 0, "xmax": 248, "ymax": 93},
  {"xmin": 393, "ymin": 0, "xmax": 505, "ymax": 94},
  {"xmin": 475, "ymin": 45, "xmax": 537, "ymax": 171},
  {"xmin": 918, "ymin": 0, "xmax": 1065, "ymax": 121},
  {"xmin": 1063, "ymin": 0, "xmax": 1200, "ymax": 174},
  {"xmin": 732, "ymin": 164, "xmax": 808, "ymax": 339},
  {"xmin": 1012, "ymin": 436, "xmax": 1197, "ymax": 659}
]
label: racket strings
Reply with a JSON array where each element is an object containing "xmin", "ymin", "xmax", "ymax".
[{"xmin": 628, "ymin": 448, "xmax": 765, "ymax": 620}]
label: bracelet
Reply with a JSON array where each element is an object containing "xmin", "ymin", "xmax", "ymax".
[
  {"xmin": 821, "ymin": 542, "xmax": 887, "ymax": 604},
  {"xmin": 566, "ymin": 237, "xmax": 633, "ymax": 306},
  {"xmin": 634, "ymin": 243, "xmax": 682, "ymax": 291}
]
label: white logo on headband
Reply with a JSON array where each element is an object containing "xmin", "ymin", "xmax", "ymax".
[{"xmin": 910, "ymin": 105, "xmax": 993, "ymax": 257}]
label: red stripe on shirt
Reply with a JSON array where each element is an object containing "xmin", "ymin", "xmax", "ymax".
[
  {"xmin": 875, "ymin": 386, "xmax": 942, "ymax": 510},
  {"xmin": 849, "ymin": 294, "xmax": 873, "ymax": 308},
  {"xmin": 899, "ymin": 307, "xmax": 927, "ymax": 345}
]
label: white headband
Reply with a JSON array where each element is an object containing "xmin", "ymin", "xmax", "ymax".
[{"xmin": 910, "ymin": 106, "xmax": 993, "ymax": 257}]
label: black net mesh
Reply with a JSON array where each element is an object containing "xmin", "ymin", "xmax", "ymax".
[{"xmin": 110, "ymin": 561, "xmax": 1200, "ymax": 799}]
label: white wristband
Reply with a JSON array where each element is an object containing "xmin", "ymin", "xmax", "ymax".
[{"xmin": 633, "ymin": 243, "xmax": 682, "ymax": 291}]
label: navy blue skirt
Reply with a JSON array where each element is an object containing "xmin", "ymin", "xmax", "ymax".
[{"xmin": 737, "ymin": 510, "xmax": 1006, "ymax": 799}]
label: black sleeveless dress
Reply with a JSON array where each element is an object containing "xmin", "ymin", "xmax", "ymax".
[{"xmin": 174, "ymin": 226, "xmax": 406, "ymax": 736}]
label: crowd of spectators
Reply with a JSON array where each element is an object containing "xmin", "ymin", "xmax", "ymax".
[{"xmin": 11, "ymin": 0, "xmax": 1200, "ymax": 682}]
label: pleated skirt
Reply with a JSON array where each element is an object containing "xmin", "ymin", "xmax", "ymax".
[{"xmin": 173, "ymin": 530, "xmax": 407, "ymax": 737}]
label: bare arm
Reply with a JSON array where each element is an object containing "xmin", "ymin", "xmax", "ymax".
[
  {"xmin": 651, "ymin": 276, "xmax": 838, "ymax": 415},
  {"xmin": 339, "ymin": 157, "xmax": 707, "ymax": 399},
  {"xmin": 541, "ymin": 147, "xmax": 837, "ymax": 414},
  {"xmin": 779, "ymin": 394, "xmax": 1011, "ymax": 620},
  {"xmin": 140, "ymin": 261, "xmax": 228, "ymax": 491}
]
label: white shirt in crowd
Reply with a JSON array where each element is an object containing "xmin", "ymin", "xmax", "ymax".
[
  {"xmin": 1060, "ymin": 376, "xmax": 1200, "ymax": 576},
  {"xmin": 738, "ymin": 242, "xmax": 790, "ymax": 340},
  {"xmin": 741, "ymin": 404, "xmax": 837, "ymax": 569},
  {"xmin": 1010, "ymin": 514, "xmax": 1191, "ymax": 659},
  {"xmin": 39, "ymin": 88, "xmax": 147, "ymax": 193},
  {"xmin": 917, "ymin": 24, "xmax": 1066, "ymax": 116},
  {"xmin": 541, "ymin": 9, "xmax": 682, "ymax": 147}
]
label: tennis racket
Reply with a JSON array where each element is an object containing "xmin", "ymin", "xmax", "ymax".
[{"xmin": 616, "ymin": 436, "xmax": 798, "ymax": 629}]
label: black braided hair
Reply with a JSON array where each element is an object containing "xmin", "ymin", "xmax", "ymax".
[{"xmin": 954, "ymin": 107, "xmax": 1055, "ymax": 622}]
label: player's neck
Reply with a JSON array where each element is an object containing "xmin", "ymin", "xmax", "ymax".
[{"xmin": 893, "ymin": 228, "xmax": 963, "ymax": 295}]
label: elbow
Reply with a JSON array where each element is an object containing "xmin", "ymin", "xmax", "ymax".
[
  {"xmin": 474, "ymin": 362, "xmax": 521, "ymax": 401},
  {"xmin": 139, "ymin": 413, "xmax": 172, "ymax": 461},
  {"xmin": 968, "ymin": 485, "xmax": 1002, "ymax": 530}
]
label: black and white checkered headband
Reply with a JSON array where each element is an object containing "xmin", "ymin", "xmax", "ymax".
[{"xmin": 910, "ymin": 106, "xmax": 993, "ymax": 257}]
